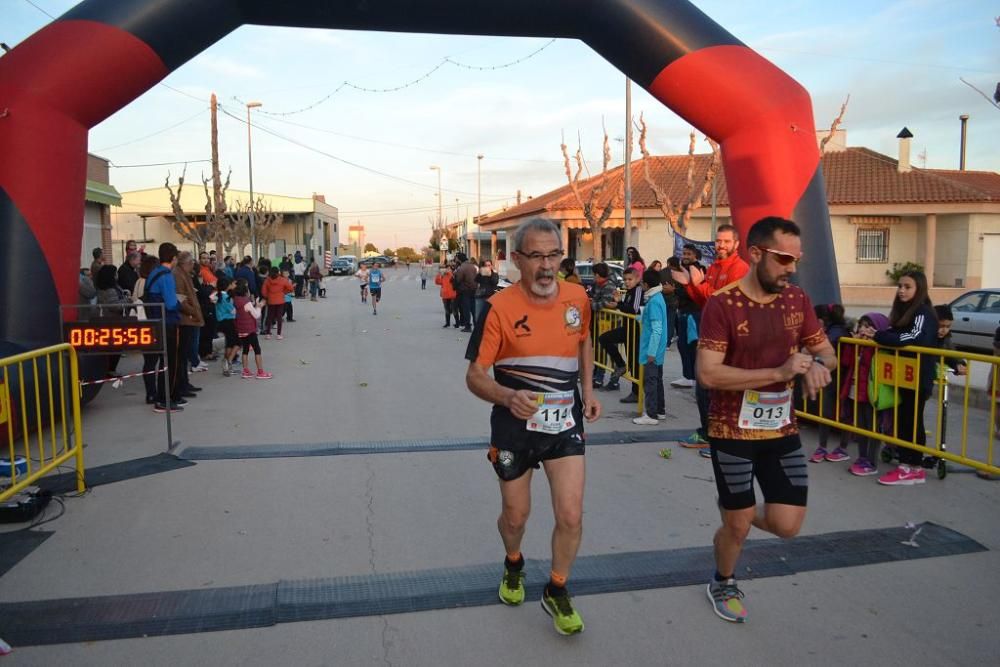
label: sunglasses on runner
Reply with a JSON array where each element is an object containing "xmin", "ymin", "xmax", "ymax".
[{"xmin": 754, "ymin": 246, "xmax": 801, "ymax": 266}]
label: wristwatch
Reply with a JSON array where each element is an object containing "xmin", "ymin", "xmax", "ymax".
[{"xmin": 813, "ymin": 355, "xmax": 830, "ymax": 368}]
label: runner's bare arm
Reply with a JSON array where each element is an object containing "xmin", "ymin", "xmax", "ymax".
[
  {"xmin": 697, "ymin": 348, "xmax": 813, "ymax": 391},
  {"xmin": 800, "ymin": 338, "xmax": 835, "ymax": 399},
  {"xmin": 466, "ymin": 362, "xmax": 537, "ymax": 420},
  {"xmin": 805, "ymin": 339, "xmax": 836, "ymax": 370},
  {"xmin": 578, "ymin": 337, "xmax": 601, "ymax": 422}
]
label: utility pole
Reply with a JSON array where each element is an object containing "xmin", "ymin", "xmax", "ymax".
[
  {"xmin": 477, "ymin": 154, "xmax": 483, "ymax": 259},
  {"xmin": 246, "ymin": 101, "xmax": 262, "ymax": 259},
  {"xmin": 623, "ymin": 77, "xmax": 632, "ymax": 258},
  {"xmin": 430, "ymin": 165, "xmax": 443, "ymax": 263}
]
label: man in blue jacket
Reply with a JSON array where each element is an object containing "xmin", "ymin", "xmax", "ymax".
[
  {"xmin": 144, "ymin": 242, "xmax": 189, "ymax": 413},
  {"xmin": 633, "ymin": 268, "xmax": 671, "ymax": 425},
  {"xmin": 235, "ymin": 256, "xmax": 259, "ymax": 298}
]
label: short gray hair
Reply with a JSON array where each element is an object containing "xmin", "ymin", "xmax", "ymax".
[
  {"xmin": 512, "ymin": 218, "xmax": 561, "ymax": 254},
  {"xmin": 176, "ymin": 250, "xmax": 194, "ymax": 264}
]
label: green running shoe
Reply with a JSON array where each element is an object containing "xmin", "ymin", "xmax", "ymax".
[
  {"xmin": 541, "ymin": 586, "xmax": 584, "ymax": 635},
  {"xmin": 707, "ymin": 578, "xmax": 748, "ymax": 623},
  {"xmin": 680, "ymin": 432, "xmax": 709, "ymax": 448},
  {"xmin": 499, "ymin": 564, "xmax": 525, "ymax": 606}
]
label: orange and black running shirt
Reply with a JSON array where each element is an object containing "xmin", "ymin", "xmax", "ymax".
[
  {"xmin": 698, "ymin": 283, "xmax": 826, "ymax": 440},
  {"xmin": 466, "ymin": 281, "xmax": 591, "ymax": 439}
]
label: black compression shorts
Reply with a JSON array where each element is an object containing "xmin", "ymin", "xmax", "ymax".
[
  {"xmin": 240, "ymin": 332, "xmax": 262, "ymax": 356},
  {"xmin": 709, "ymin": 434, "xmax": 808, "ymax": 510}
]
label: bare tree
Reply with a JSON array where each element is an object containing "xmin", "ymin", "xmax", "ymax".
[
  {"xmin": 561, "ymin": 126, "xmax": 619, "ymax": 261},
  {"xmin": 165, "ymin": 165, "xmax": 212, "ymax": 251},
  {"xmin": 820, "ymin": 94, "xmax": 851, "ymax": 152},
  {"xmin": 637, "ymin": 115, "xmax": 720, "ymax": 236},
  {"xmin": 228, "ymin": 197, "xmax": 282, "ymax": 255}
]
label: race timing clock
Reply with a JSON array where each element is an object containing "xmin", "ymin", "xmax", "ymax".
[{"xmin": 63, "ymin": 320, "xmax": 162, "ymax": 353}]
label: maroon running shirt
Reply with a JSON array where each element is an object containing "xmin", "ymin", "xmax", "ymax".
[{"xmin": 698, "ymin": 283, "xmax": 826, "ymax": 440}]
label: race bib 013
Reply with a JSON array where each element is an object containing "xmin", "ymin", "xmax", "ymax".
[{"xmin": 738, "ymin": 389, "xmax": 792, "ymax": 430}]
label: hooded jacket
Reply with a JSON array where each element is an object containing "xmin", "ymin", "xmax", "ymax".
[{"xmin": 839, "ymin": 312, "xmax": 890, "ymax": 403}]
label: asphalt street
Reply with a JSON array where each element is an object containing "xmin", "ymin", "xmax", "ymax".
[{"xmin": 2, "ymin": 270, "xmax": 998, "ymax": 665}]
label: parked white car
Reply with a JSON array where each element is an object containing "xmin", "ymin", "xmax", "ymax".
[{"xmin": 948, "ymin": 288, "xmax": 1000, "ymax": 353}]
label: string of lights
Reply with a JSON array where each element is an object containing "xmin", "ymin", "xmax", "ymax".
[{"xmin": 238, "ymin": 39, "xmax": 557, "ymax": 117}]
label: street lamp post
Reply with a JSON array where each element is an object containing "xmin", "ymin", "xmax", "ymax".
[
  {"xmin": 429, "ymin": 165, "xmax": 443, "ymax": 262},
  {"xmin": 623, "ymin": 78, "xmax": 632, "ymax": 258},
  {"xmin": 477, "ymin": 154, "xmax": 483, "ymax": 259},
  {"xmin": 246, "ymin": 101, "xmax": 262, "ymax": 259}
]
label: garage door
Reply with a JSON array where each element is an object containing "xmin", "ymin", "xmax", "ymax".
[{"xmin": 984, "ymin": 235, "xmax": 1000, "ymax": 288}]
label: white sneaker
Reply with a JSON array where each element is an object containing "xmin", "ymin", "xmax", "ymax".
[
  {"xmin": 670, "ymin": 378, "xmax": 695, "ymax": 388},
  {"xmin": 632, "ymin": 415, "xmax": 659, "ymax": 425},
  {"xmin": 191, "ymin": 364, "xmax": 208, "ymax": 373},
  {"xmin": 657, "ymin": 413, "xmax": 667, "ymax": 420}
]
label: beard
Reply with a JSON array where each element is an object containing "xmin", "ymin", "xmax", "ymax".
[
  {"xmin": 529, "ymin": 269, "xmax": 558, "ymax": 297},
  {"xmin": 756, "ymin": 263, "xmax": 787, "ymax": 294}
]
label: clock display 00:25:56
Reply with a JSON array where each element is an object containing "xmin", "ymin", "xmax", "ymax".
[{"xmin": 65, "ymin": 323, "xmax": 159, "ymax": 350}]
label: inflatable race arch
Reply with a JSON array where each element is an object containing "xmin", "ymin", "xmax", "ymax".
[{"xmin": 0, "ymin": 0, "xmax": 840, "ymax": 356}]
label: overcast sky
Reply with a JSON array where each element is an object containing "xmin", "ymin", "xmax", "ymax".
[{"xmin": 7, "ymin": 0, "xmax": 999, "ymax": 250}]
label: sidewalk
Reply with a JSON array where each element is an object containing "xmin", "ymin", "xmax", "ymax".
[{"xmin": 1, "ymin": 278, "xmax": 998, "ymax": 665}]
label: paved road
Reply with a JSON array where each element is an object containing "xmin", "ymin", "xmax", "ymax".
[{"xmin": 2, "ymin": 274, "xmax": 999, "ymax": 665}]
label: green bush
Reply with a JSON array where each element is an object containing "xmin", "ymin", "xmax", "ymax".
[{"xmin": 885, "ymin": 261, "xmax": 924, "ymax": 284}]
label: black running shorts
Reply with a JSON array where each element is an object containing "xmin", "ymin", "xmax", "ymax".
[
  {"xmin": 218, "ymin": 319, "xmax": 238, "ymax": 348},
  {"xmin": 487, "ymin": 430, "xmax": 585, "ymax": 482},
  {"xmin": 709, "ymin": 434, "xmax": 808, "ymax": 510}
]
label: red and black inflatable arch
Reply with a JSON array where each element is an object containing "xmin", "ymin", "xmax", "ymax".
[{"xmin": 0, "ymin": 0, "xmax": 839, "ymax": 356}]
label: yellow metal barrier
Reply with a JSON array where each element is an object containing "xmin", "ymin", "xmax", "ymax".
[
  {"xmin": 0, "ymin": 343, "xmax": 85, "ymax": 501},
  {"xmin": 797, "ymin": 336, "xmax": 999, "ymax": 478},
  {"xmin": 591, "ymin": 309, "xmax": 644, "ymax": 414}
]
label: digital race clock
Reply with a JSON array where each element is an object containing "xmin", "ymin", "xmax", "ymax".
[{"xmin": 63, "ymin": 320, "xmax": 162, "ymax": 353}]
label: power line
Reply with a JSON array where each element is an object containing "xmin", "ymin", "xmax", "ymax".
[
  {"xmin": 239, "ymin": 39, "xmax": 557, "ymax": 117},
  {"xmin": 22, "ymin": 0, "xmax": 54, "ymax": 19},
  {"xmin": 110, "ymin": 159, "xmax": 211, "ymax": 168},
  {"xmin": 257, "ymin": 114, "xmax": 563, "ymax": 164},
  {"xmin": 757, "ymin": 46, "xmax": 996, "ymax": 75},
  {"xmin": 93, "ymin": 108, "xmax": 207, "ymax": 152},
  {"xmin": 219, "ymin": 104, "xmax": 517, "ymax": 198},
  {"xmin": 156, "ymin": 82, "xmax": 210, "ymax": 103}
]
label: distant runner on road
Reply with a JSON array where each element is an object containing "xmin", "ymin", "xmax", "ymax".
[
  {"xmin": 696, "ymin": 217, "xmax": 834, "ymax": 624},
  {"xmin": 368, "ymin": 262, "xmax": 385, "ymax": 315},
  {"xmin": 355, "ymin": 265, "xmax": 369, "ymax": 304},
  {"xmin": 465, "ymin": 218, "xmax": 601, "ymax": 636}
]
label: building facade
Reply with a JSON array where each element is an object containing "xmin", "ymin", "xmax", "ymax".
[
  {"xmin": 113, "ymin": 187, "xmax": 339, "ymax": 264},
  {"xmin": 479, "ymin": 132, "xmax": 999, "ymax": 304},
  {"xmin": 82, "ymin": 153, "xmax": 122, "ymax": 268}
]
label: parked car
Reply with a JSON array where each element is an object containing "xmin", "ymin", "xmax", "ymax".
[
  {"xmin": 359, "ymin": 255, "xmax": 395, "ymax": 268},
  {"xmin": 948, "ymin": 288, "xmax": 1000, "ymax": 352},
  {"xmin": 329, "ymin": 258, "xmax": 354, "ymax": 275}
]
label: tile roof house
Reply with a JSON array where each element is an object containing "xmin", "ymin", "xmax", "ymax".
[{"xmin": 478, "ymin": 132, "xmax": 1000, "ymax": 303}]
